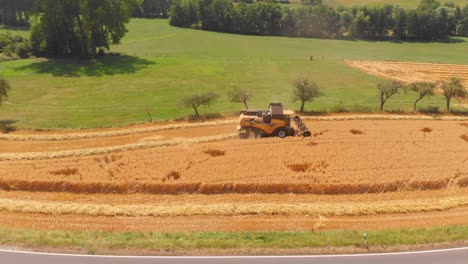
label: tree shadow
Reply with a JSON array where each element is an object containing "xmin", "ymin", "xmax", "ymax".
[
  {"xmin": 14, "ymin": 54, "xmax": 156, "ymax": 77},
  {"xmin": 0, "ymin": 25, "xmax": 30, "ymax": 32},
  {"xmin": 388, "ymin": 37, "xmax": 466, "ymax": 44},
  {"xmin": 0, "ymin": 120, "xmax": 17, "ymax": 133},
  {"xmin": 340, "ymin": 36, "xmax": 466, "ymax": 44}
]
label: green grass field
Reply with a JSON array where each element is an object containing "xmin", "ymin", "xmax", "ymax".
[{"xmin": 0, "ymin": 19, "xmax": 467, "ymax": 129}]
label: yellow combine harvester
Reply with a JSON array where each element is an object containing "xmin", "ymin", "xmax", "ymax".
[{"xmin": 237, "ymin": 103, "xmax": 311, "ymax": 139}]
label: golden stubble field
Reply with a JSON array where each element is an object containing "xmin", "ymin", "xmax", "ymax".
[
  {"xmin": 345, "ymin": 61, "xmax": 468, "ymax": 87},
  {"xmin": 0, "ymin": 116, "xmax": 467, "ymax": 232}
]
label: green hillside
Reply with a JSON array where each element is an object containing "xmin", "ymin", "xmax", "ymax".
[{"xmin": 0, "ymin": 19, "xmax": 466, "ymax": 129}]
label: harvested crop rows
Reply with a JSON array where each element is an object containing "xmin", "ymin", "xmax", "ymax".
[
  {"xmin": 345, "ymin": 60, "xmax": 468, "ymax": 87},
  {"xmin": 0, "ymin": 116, "xmax": 467, "ymax": 232}
]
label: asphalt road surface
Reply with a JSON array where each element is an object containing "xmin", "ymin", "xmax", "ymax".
[{"xmin": 1, "ymin": 247, "xmax": 467, "ymax": 264}]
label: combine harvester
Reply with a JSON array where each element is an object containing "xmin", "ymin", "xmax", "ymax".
[{"xmin": 237, "ymin": 103, "xmax": 311, "ymax": 139}]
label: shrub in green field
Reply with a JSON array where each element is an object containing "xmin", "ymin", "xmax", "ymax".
[
  {"xmin": 0, "ymin": 32, "xmax": 32, "ymax": 60},
  {"xmin": 15, "ymin": 42, "xmax": 32, "ymax": 58},
  {"xmin": 0, "ymin": 54, "xmax": 13, "ymax": 62},
  {"xmin": 418, "ymin": 106, "xmax": 440, "ymax": 114}
]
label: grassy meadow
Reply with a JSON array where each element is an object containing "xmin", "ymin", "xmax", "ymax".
[{"xmin": 0, "ymin": 19, "xmax": 467, "ymax": 129}]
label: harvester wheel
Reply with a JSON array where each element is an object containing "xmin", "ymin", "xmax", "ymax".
[
  {"xmin": 276, "ymin": 128, "xmax": 289, "ymax": 138},
  {"xmin": 263, "ymin": 115, "xmax": 272, "ymax": 123},
  {"xmin": 238, "ymin": 127, "xmax": 249, "ymax": 139}
]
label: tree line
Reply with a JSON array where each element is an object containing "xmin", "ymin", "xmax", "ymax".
[
  {"xmin": 30, "ymin": 0, "xmax": 139, "ymax": 58},
  {"xmin": 0, "ymin": 0, "xmax": 174, "ymax": 26},
  {"xmin": 181, "ymin": 76, "xmax": 467, "ymax": 118},
  {"xmin": 169, "ymin": 0, "xmax": 468, "ymax": 41},
  {"xmin": 0, "ymin": 0, "xmax": 34, "ymax": 26},
  {"xmin": 378, "ymin": 78, "xmax": 467, "ymax": 112},
  {"xmin": 134, "ymin": 0, "xmax": 173, "ymax": 18}
]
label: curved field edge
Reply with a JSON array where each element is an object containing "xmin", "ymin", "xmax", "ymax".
[
  {"xmin": 2, "ymin": 115, "xmax": 466, "ymax": 142},
  {"xmin": 0, "ymin": 226, "xmax": 467, "ymax": 255},
  {"xmin": 0, "ymin": 133, "xmax": 238, "ymax": 161},
  {"xmin": 1, "ymin": 195, "xmax": 468, "ymax": 217}
]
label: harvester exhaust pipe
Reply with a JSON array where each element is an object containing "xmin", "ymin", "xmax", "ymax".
[{"xmin": 293, "ymin": 115, "xmax": 311, "ymax": 137}]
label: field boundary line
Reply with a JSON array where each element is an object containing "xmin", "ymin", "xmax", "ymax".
[
  {"xmin": 0, "ymin": 133, "xmax": 237, "ymax": 161},
  {"xmin": 301, "ymin": 115, "xmax": 468, "ymax": 121},
  {"xmin": 0, "ymin": 120, "xmax": 237, "ymax": 141},
  {"xmin": 0, "ymin": 196, "xmax": 468, "ymax": 217},
  {"xmin": 1, "ymin": 115, "xmax": 466, "ymax": 142}
]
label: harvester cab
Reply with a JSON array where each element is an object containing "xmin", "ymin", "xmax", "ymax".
[{"xmin": 237, "ymin": 103, "xmax": 311, "ymax": 139}]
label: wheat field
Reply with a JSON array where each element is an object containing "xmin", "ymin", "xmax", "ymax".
[{"xmin": 0, "ymin": 117, "xmax": 467, "ymax": 232}]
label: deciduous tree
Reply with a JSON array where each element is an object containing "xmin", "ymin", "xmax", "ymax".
[
  {"xmin": 292, "ymin": 77, "xmax": 323, "ymax": 113},
  {"xmin": 409, "ymin": 81, "xmax": 435, "ymax": 112},
  {"xmin": 31, "ymin": 0, "xmax": 139, "ymax": 58},
  {"xmin": 228, "ymin": 88, "xmax": 252, "ymax": 109},
  {"xmin": 441, "ymin": 77, "xmax": 467, "ymax": 112},
  {"xmin": 181, "ymin": 92, "xmax": 219, "ymax": 117},
  {"xmin": 377, "ymin": 80, "xmax": 405, "ymax": 111}
]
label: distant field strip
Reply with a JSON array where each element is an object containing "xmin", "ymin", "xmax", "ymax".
[
  {"xmin": 302, "ymin": 115, "xmax": 468, "ymax": 121},
  {"xmin": 1, "ymin": 196, "xmax": 468, "ymax": 217},
  {"xmin": 345, "ymin": 61, "xmax": 468, "ymax": 87},
  {"xmin": 1, "ymin": 115, "xmax": 466, "ymax": 142},
  {"xmin": 0, "ymin": 133, "xmax": 238, "ymax": 160},
  {"xmin": 0, "ymin": 177, "xmax": 467, "ymax": 195},
  {"xmin": 0, "ymin": 120, "xmax": 237, "ymax": 141}
]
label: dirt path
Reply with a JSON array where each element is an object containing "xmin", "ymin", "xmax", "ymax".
[{"xmin": 2, "ymin": 207, "xmax": 468, "ymax": 232}]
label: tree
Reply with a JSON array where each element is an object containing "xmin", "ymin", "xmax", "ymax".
[
  {"xmin": 440, "ymin": 77, "xmax": 467, "ymax": 112},
  {"xmin": 169, "ymin": 0, "xmax": 199, "ymax": 27},
  {"xmin": 302, "ymin": 0, "xmax": 322, "ymax": 6},
  {"xmin": 0, "ymin": 77, "xmax": 10, "ymax": 105},
  {"xmin": 135, "ymin": 0, "xmax": 173, "ymax": 18},
  {"xmin": 292, "ymin": 77, "xmax": 323, "ymax": 113},
  {"xmin": 181, "ymin": 92, "xmax": 219, "ymax": 117},
  {"xmin": 31, "ymin": 0, "xmax": 139, "ymax": 58},
  {"xmin": 409, "ymin": 81, "xmax": 435, "ymax": 112},
  {"xmin": 377, "ymin": 80, "xmax": 405, "ymax": 111},
  {"xmin": 228, "ymin": 88, "xmax": 252, "ymax": 109},
  {"xmin": 0, "ymin": 0, "xmax": 35, "ymax": 26},
  {"xmin": 418, "ymin": 0, "xmax": 441, "ymax": 11},
  {"xmin": 459, "ymin": 5, "xmax": 468, "ymax": 36},
  {"xmin": 392, "ymin": 7, "xmax": 407, "ymax": 39}
]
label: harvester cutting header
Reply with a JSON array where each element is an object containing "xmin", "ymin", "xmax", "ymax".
[{"xmin": 237, "ymin": 103, "xmax": 311, "ymax": 139}]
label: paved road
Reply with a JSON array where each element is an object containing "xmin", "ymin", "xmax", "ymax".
[{"xmin": 1, "ymin": 247, "xmax": 467, "ymax": 264}]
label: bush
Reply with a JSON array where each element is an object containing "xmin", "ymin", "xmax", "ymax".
[
  {"xmin": 0, "ymin": 54, "xmax": 13, "ymax": 62},
  {"xmin": 387, "ymin": 109, "xmax": 405, "ymax": 114},
  {"xmin": 187, "ymin": 112, "xmax": 223, "ymax": 121},
  {"xmin": 418, "ymin": 106, "xmax": 440, "ymax": 114},
  {"xmin": 15, "ymin": 42, "xmax": 32, "ymax": 58},
  {"xmin": 0, "ymin": 33, "xmax": 32, "ymax": 60},
  {"xmin": 330, "ymin": 104, "xmax": 349, "ymax": 113},
  {"xmin": 349, "ymin": 104, "xmax": 372, "ymax": 113},
  {"xmin": 2, "ymin": 43, "xmax": 16, "ymax": 56},
  {"xmin": 450, "ymin": 109, "xmax": 468, "ymax": 116}
]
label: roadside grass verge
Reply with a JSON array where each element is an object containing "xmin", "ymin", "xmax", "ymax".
[{"xmin": 0, "ymin": 226, "xmax": 467, "ymax": 253}]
